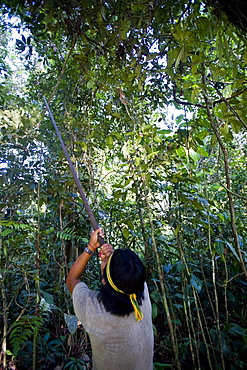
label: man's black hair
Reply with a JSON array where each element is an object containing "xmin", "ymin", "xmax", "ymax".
[{"xmin": 97, "ymin": 249, "xmax": 146, "ymax": 317}]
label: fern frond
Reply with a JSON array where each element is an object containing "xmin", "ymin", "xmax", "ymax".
[{"xmin": 9, "ymin": 315, "xmax": 43, "ymax": 358}]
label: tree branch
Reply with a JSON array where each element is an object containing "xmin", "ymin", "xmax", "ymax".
[
  {"xmin": 219, "ymin": 182, "xmax": 247, "ymax": 201},
  {"xmin": 172, "ymin": 85, "xmax": 247, "ymax": 112},
  {"xmin": 212, "ymin": 85, "xmax": 247, "ymax": 130},
  {"xmin": 172, "ymin": 87, "xmax": 206, "ymax": 108}
]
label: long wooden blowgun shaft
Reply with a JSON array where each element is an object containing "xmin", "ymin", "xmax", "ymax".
[{"xmin": 44, "ymin": 97, "xmax": 105, "ymax": 246}]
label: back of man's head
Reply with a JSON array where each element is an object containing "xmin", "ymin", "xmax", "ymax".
[
  {"xmin": 107, "ymin": 249, "xmax": 146, "ymax": 294},
  {"xmin": 98, "ymin": 249, "xmax": 146, "ymax": 316}
]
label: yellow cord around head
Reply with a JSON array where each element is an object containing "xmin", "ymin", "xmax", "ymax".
[{"xmin": 106, "ymin": 252, "xmax": 143, "ymax": 321}]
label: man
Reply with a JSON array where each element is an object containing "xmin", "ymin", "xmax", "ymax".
[{"xmin": 66, "ymin": 228, "xmax": 154, "ymax": 370}]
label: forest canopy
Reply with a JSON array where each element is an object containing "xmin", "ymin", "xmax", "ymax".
[{"xmin": 1, "ymin": 1, "xmax": 247, "ymax": 369}]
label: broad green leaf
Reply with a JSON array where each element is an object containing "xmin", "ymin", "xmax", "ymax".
[
  {"xmin": 228, "ymin": 324, "xmax": 246, "ymax": 336},
  {"xmin": 64, "ymin": 314, "xmax": 78, "ymax": 335},
  {"xmin": 173, "ymin": 303, "xmax": 183, "ymax": 310},
  {"xmin": 111, "ymin": 112, "xmax": 121, "ymax": 119},
  {"xmin": 163, "ymin": 264, "xmax": 172, "ymax": 274},
  {"xmin": 215, "ymin": 239, "xmax": 225, "ymax": 255},
  {"xmin": 134, "ymin": 157, "xmax": 141, "ymax": 166},
  {"xmin": 106, "ymin": 135, "xmax": 113, "ymax": 148},
  {"xmin": 225, "ymin": 241, "xmax": 240, "ymax": 262},
  {"xmin": 105, "ymin": 103, "xmax": 112, "ymax": 113},
  {"xmin": 174, "ymin": 261, "xmax": 185, "ymax": 272},
  {"xmin": 86, "ymin": 80, "xmax": 95, "ymax": 89},
  {"xmin": 190, "ymin": 273, "xmax": 203, "ymax": 292},
  {"xmin": 176, "ymin": 146, "xmax": 186, "ymax": 158},
  {"xmin": 231, "ymin": 119, "xmax": 243, "ymax": 133},
  {"xmin": 150, "ymin": 289, "xmax": 160, "ymax": 303},
  {"xmin": 41, "ymin": 290, "xmax": 58, "ymax": 308},
  {"xmin": 111, "ymin": 132, "xmax": 123, "ymax": 140},
  {"xmin": 119, "ymin": 20, "xmax": 131, "ymax": 40},
  {"xmin": 195, "ymin": 147, "xmax": 209, "ymax": 157},
  {"xmin": 191, "ymin": 87, "xmax": 199, "ymax": 104},
  {"xmin": 219, "ymin": 123, "xmax": 229, "ymax": 139},
  {"xmin": 152, "ymin": 303, "xmax": 158, "ymax": 319},
  {"xmin": 40, "ymin": 298, "xmax": 52, "ymax": 312},
  {"xmin": 1, "ymin": 229, "xmax": 13, "ymax": 237},
  {"xmin": 147, "ymin": 151, "xmax": 160, "ymax": 159},
  {"xmin": 174, "ymin": 45, "xmax": 185, "ymax": 70},
  {"xmin": 126, "ymin": 220, "xmax": 134, "ymax": 229},
  {"xmin": 122, "ymin": 227, "xmax": 129, "ymax": 239},
  {"xmin": 78, "ymin": 141, "xmax": 87, "ymax": 151},
  {"xmin": 172, "ymin": 24, "xmax": 184, "ymax": 41}
]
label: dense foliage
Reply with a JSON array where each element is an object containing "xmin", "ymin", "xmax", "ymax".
[{"xmin": 1, "ymin": 1, "xmax": 247, "ymax": 369}]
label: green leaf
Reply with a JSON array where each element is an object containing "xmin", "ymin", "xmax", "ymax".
[
  {"xmin": 126, "ymin": 220, "xmax": 134, "ymax": 229},
  {"xmin": 190, "ymin": 273, "xmax": 202, "ymax": 292},
  {"xmin": 244, "ymin": 48, "xmax": 247, "ymax": 63},
  {"xmin": 87, "ymin": 80, "xmax": 95, "ymax": 89},
  {"xmin": 150, "ymin": 289, "xmax": 160, "ymax": 303},
  {"xmin": 147, "ymin": 151, "xmax": 160, "ymax": 159},
  {"xmin": 106, "ymin": 135, "xmax": 113, "ymax": 148},
  {"xmin": 195, "ymin": 147, "xmax": 209, "ymax": 157},
  {"xmin": 231, "ymin": 119, "xmax": 243, "ymax": 134},
  {"xmin": 119, "ymin": 20, "xmax": 131, "ymax": 40},
  {"xmin": 157, "ymin": 129, "xmax": 172, "ymax": 135},
  {"xmin": 171, "ymin": 318, "xmax": 182, "ymax": 325},
  {"xmin": 219, "ymin": 122, "xmax": 230, "ymax": 139},
  {"xmin": 122, "ymin": 227, "xmax": 129, "ymax": 239},
  {"xmin": 191, "ymin": 87, "xmax": 200, "ymax": 104},
  {"xmin": 153, "ymin": 362, "xmax": 173, "ymax": 369},
  {"xmin": 1, "ymin": 229, "xmax": 13, "ymax": 237},
  {"xmin": 172, "ymin": 24, "xmax": 184, "ymax": 41},
  {"xmin": 215, "ymin": 239, "xmax": 225, "ymax": 255},
  {"xmin": 111, "ymin": 112, "xmax": 121, "ymax": 119},
  {"xmin": 174, "ymin": 45, "xmax": 185, "ymax": 70},
  {"xmin": 152, "ymin": 303, "xmax": 158, "ymax": 319},
  {"xmin": 41, "ymin": 290, "xmax": 56, "ymax": 307},
  {"xmin": 64, "ymin": 314, "xmax": 78, "ymax": 335},
  {"xmin": 176, "ymin": 146, "xmax": 186, "ymax": 158},
  {"xmin": 174, "ymin": 261, "xmax": 185, "ymax": 272},
  {"xmin": 79, "ymin": 141, "xmax": 87, "ymax": 151},
  {"xmin": 228, "ymin": 324, "xmax": 246, "ymax": 336},
  {"xmin": 225, "ymin": 241, "xmax": 240, "ymax": 262},
  {"xmin": 111, "ymin": 132, "xmax": 123, "ymax": 140}
]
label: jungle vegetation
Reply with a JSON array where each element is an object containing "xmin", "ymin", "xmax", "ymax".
[{"xmin": 0, "ymin": 1, "xmax": 247, "ymax": 369}]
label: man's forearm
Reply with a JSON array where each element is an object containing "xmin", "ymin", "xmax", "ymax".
[
  {"xmin": 66, "ymin": 245, "xmax": 95, "ymax": 293},
  {"xmin": 66, "ymin": 227, "xmax": 105, "ymax": 293}
]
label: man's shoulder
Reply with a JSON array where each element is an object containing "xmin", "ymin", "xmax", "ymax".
[
  {"xmin": 73, "ymin": 281, "xmax": 97, "ymax": 298},
  {"xmin": 72, "ymin": 282, "xmax": 101, "ymax": 315}
]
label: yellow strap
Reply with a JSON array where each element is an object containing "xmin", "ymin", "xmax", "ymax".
[
  {"xmin": 129, "ymin": 293, "xmax": 143, "ymax": 321},
  {"xmin": 106, "ymin": 253, "xmax": 143, "ymax": 321}
]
